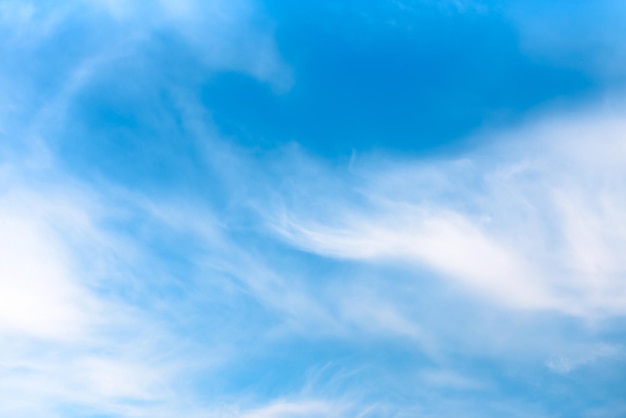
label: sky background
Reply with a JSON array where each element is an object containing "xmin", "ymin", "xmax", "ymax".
[{"xmin": 1, "ymin": 1, "xmax": 626, "ymax": 417}]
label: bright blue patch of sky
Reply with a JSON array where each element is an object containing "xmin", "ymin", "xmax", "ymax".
[{"xmin": 203, "ymin": 0, "xmax": 597, "ymax": 156}]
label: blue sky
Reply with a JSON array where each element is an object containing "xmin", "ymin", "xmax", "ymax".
[{"xmin": 1, "ymin": 1, "xmax": 626, "ymax": 417}]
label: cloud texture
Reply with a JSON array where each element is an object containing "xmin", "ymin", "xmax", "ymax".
[{"xmin": 1, "ymin": 0, "xmax": 626, "ymax": 417}]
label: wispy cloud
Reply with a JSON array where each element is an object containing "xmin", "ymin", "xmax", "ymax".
[
  {"xmin": 267, "ymin": 103, "xmax": 626, "ymax": 318},
  {"xmin": 1, "ymin": 1, "xmax": 625, "ymax": 417},
  {"xmin": 0, "ymin": 0, "xmax": 294, "ymax": 416}
]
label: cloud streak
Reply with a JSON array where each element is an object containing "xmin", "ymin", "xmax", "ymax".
[{"xmin": 268, "ymin": 103, "xmax": 626, "ymax": 318}]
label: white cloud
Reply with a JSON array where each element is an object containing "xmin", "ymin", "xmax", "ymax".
[
  {"xmin": 546, "ymin": 343, "xmax": 623, "ymax": 375},
  {"xmin": 239, "ymin": 400, "xmax": 347, "ymax": 418},
  {"xmin": 267, "ymin": 102, "xmax": 626, "ymax": 318},
  {"xmin": 0, "ymin": 171, "xmax": 106, "ymax": 341},
  {"xmin": 419, "ymin": 369, "xmax": 485, "ymax": 390},
  {"xmin": 0, "ymin": 166, "xmax": 185, "ymax": 416},
  {"xmin": 0, "ymin": 209, "xmax": 90, "ymax": 339}
]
